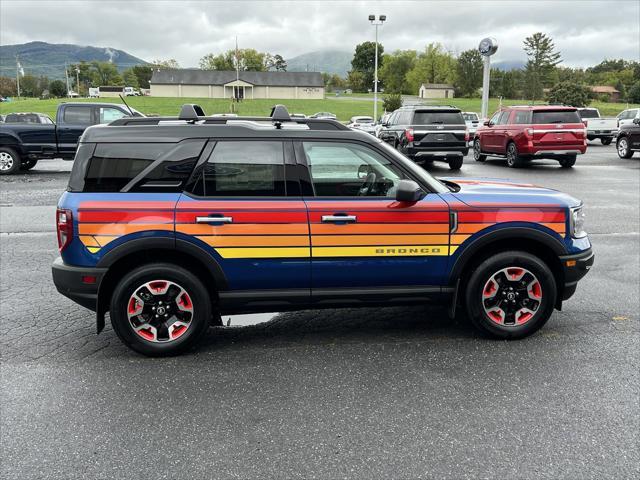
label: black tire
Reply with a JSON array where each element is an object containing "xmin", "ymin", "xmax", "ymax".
[
  {"xmin": 0, "ymin": 147, "xmax": 21, "ymax": 175},
  {"xmin": 617, "ymin": 137, "xmax": 634, "ymax": 159},
  {"xmin": 559, "ymin": 155, "xmax": 576, "ymax": 168},
  {"xmin": 464, "ymin": 251, "xmax": 557, "ymax": 339},
  {"xmin": 505, "ymin": 142, "xmax": 523, "ymax": 168},
  {"xmin": 473, "ymin": 138, "xmax": 487, "ymax": 162},
  {"xmin": 20, "ymin": 159, "xmax": 38, "ymax": 171},
  {"xmin": 448, "ymin": 156, "xmax": 463, "ymax": 170},
  {"xmin": 600, "ymin": 137, "xmax": 612, "ymax": 146},
  {"xmin": 110, "ymin": 263, "xmax": 212, "ymax": 356}
]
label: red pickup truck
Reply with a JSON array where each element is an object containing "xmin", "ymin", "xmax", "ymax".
[{"xmin": 473, "ymin": 106, "xmax": 587, "ymax": 168}]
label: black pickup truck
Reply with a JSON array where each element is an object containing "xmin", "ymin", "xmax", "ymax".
[
  {"xmin": 377, "ymin": 105, "xmax": 469, "ymax": 170},
  {"xmin": 0, "ymin": 102, "xmax": 143, "ymax": 174}
]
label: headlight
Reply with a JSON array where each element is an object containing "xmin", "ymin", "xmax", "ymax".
[{"xmin": 570, "ymin": 205, "xmax": 587, "ymax": 238}]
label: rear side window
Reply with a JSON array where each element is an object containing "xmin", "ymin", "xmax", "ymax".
[
  {"xmin": 532, "ymin": 110, "xmax": 581, "ymax": 124},
  {"xmin": 512, "ymin": 110, "xmax": 532, "ymax": 124},
  {"xmin": 412, "ymin": 111, "xmax": 464, "ymax": 125},
  {"xmin": 63, "ymin": 106, "xmax": 92, "ymax": 125},
  {"xmin": 191, "ymin": 141, "xmax": 285, "ymax": 197}
]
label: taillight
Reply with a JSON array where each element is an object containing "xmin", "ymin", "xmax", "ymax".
[
  {"xmin": 57, "ymin": 208, "xmax": 73, "ymax": 251},
  {"xmin": 464, "ymin": 128, "xmax": 470, "ymax": 142},
  {"xmin": 405, "ymin": 128, "xmax": 414, "ymax": 143}
]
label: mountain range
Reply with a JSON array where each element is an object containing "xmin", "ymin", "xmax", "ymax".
[{"xmin": 0, "ymin": 41, "xmax": 147, "ymax": 79}]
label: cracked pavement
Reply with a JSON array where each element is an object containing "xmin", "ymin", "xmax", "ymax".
[{"xmin": 1, "ymin": 144, "xmax": 638, "ymax": 479}]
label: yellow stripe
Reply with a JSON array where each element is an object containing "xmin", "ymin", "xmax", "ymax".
[
  {"xmin": 216, "ymin": 247, "xmax": 311, "ymax": 259},
  {"xmin": 87, "ymin": 246, "xmax": 101, "ymax": 254},
  {"xmin": 312, "ymin": 245, "xmax": 450, "ymax": 257}
]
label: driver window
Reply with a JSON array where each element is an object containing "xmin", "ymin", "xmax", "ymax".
[
  {"xmin": 489, "ymin": 111, "xmax": 501, "ymax": 124},
  {"xmin": 302, "ymin": 141, "xmax": 406, "ymax": 197}
]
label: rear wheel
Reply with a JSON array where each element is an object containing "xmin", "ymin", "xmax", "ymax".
[
  {"xmin": 464, "ymin": 251, "xmax": 557, "ymax": 339},
  {"xmin": 20, "ymin": 159, "xmax": 38, "ymax": 171},
  {"xmin": 505, "ymin": 142, "xmax": 523, "ymax": 168},
  {"xmin": 110, "ymin": 263, "xmax": 212, "ymax": 356},
  {"xmin": 600, "ymin": 137, "xmax": 612, "ymax": 146},
  {"xmin": 559, "ymin": 155, "xmax": 576, "ymax": 168},
  {"xmin": 0, "ymin": 147, "xmax": 21, "ymax": 175},
  {"xmin": 473, "ymin": 139, "xmax": 487, "ymax": 162},
  {"xmin": 617, "ymin": 137, "xmax": 633, "ymax": 159},
  {"xmin": 448, "ymin": 156, "xmax": 463, "ymax": 170}
]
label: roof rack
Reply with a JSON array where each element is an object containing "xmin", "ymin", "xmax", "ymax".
[{"xmin": 109, "ymin": 103, "xmax": 350, "ymax": 131}]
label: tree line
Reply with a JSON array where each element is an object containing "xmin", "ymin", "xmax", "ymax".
[{"xmin": 332, "ymin": 32, "xmax": 640, "ymax": 105}]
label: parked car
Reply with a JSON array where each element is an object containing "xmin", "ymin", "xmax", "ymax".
[
  {"xmin": 51, "ymin": 104, "xmax": 593, "ymax": 356},
  {"xmin": 290, "ymin": 113, "xmax": 307, "ymax": 119},
  {"xmin": 3, "ymin": 112, "xmax": 54, "ymax": 124},
  {"xmin": 377, "ymin": 105, "xmax": 468, "ymax": 170},
  {"xmin": 462, "ymin": 112, "xmax": 480, "ymax": 145},
  {"xmin": 375, "ymin": 113, "xmax": 391, "ymax": 137},
  {"xmin": 617, "ymin": 108, "xmax": 640, "ymax": 128},
  {"xmin": 310, "ymin": 112, "xmax": 337, "ymax": 119},
  {"xmin": 123, "ymin": 86, "xmax": 140, "ymax": 96},
  {"xmin": 473, "ymin": 106, "xmax": 587, "ymax": 168},
  {"xmin": 347, "ymin": 115, "xmax": 376, "ymax": 135},
  {"xmin": 616, "ymin": 117, "xmax": 640, "ymax": 158},
  {"xmin": 0, "ymin": 102, "xmax": 144, "ymax": 174},
  {"xmin": 577, "ymin": 108, "xmax": 617, "ymax": 145}
]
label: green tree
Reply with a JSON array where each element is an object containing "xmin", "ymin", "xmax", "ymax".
[
  {"xmin": 267, "ymin": 54, "xmax": 287, "ymax": 72},
  {"xmin": 48, "ymin": 79, "xmax": 67, "ymax": 97},
  {"xmin": 547, "ymin": 82, "xmax": 590, "ymax": 107},
  {"xmin": 351, "ymin": 41, "xmax": 384, "ymax": 91},
  {"xmin": 628, "ymin": 81, "xmax": 640, "ymax": 104},
  {"xmin": 455, "ymin": 49, "xmax": 483, "ymax": 97},
  {"xmin": 90, "ymin": 61, "xmax": 123, "ymax": 86},
  {"xmin": 405, "ymin": 43, "xmax": 456, "ymax": 94},
  {"xmin": 122, "ymin": 68, "xmax": 139, "ymax": 88},
  {"xmin": 0, "ymin": 76, "xmax": 17, "ymax": 97},
  {"xmin": 523, "ymin": 32, "xmax": 562, "ymax": 100},
  {"xmin": 200, "ymin": 52, "xmax": 234, "ymax": 70},
  {"xmin": 17, "ymin": 75, "xmax": 43, "ymax": 97},
  {"xmin": 152, "ymin": 59, "xmax": 180, "ymax": 69},
  {"xmin": 382, "ymin": 93, "xmax": 402, "ymax": 112},
  {"xmin": 347, "ymin": 70, "xmax": 367, "ymax": 92},
  {"xmin": 130, "ymin": 65, "xmax": 153, "ymax": 89},
  {"xmin": 379, "ymin": 50, "xmax": 416, "ymax": 94},
  {"xmin": 323, "ymin": 73, "xmax": 346, "ymax": 91},
  {"xmin": 199, "ymin": 49, "xmax": 269, "ymax": 71}
]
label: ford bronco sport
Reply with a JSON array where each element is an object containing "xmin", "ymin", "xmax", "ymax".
[{"xmin": 52, "ymin": 105, "xmax": 594, "ymax": 356}]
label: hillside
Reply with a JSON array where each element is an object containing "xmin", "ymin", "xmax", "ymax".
[
  {"xmin": 0, "ymin": 41, "xmax": 147, "ymax": 79},
  {"xmin": 287, "ymin": 50, "xmax": 352, "ymax": 76}
]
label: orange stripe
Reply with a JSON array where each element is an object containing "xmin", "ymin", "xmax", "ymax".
[
  {"xmin": 311, "ymin": 223, "xmax": 449, "ymax": 235},
  {"xmin": 176, "ymin": 224, "xmax": 309, "ymax": 235},
  {"xmin": 312, "ymin": 234, "xmax": 451, "ymax": 246},
  {"xmin": 541, "ymin": 222, "xmax": 566, "ymax": 234},
  {"xmin": 456, "ymin": 223, "xmax": 566, "ymax": 235},
  {"xmin": 79, "ymin": 235, "xmax": 100, "ymax": 247},
  {"xmin": 78, "ymin": 223, "xmax": 173, "ymax": 235},
  {"xmin": 451, "ymin": 234, "xmax": 471, "ymax": 245},
  {"xmin": 196, "ymin": 235, "xmax": 310, "ymax": 247}
]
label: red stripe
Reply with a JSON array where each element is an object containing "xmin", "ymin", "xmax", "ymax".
[
  {"xmin": 305, "ymin": 200, "xmax": 447, "ymax": 211},
  {"xmin": 308, "ymin": 211, "xmax": 449, "ymax": 223},
  {"xmin": 79, "ymin": 201, "xmax": 176, "ymax": 210},
  {"xmin": 458, "ymin": 211, "xmax": 565, "ymax": 223},
  {"xmin": 78, "ymin": 211, "xmax": 174, "ymax": 223},
  {"xmin": 176, "ymin": 200, "xmax": 307, "ymax": 210},
  {"xmin": 175, "ymin": 211, "xmax": 308, "ymax": 223}
]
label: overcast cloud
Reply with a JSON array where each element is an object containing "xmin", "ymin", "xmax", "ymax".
[{"xmin": 1, "ymin": 0, "xmax": 639, "ymax": 67}]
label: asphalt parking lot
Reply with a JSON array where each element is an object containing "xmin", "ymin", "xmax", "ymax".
[{"xmin": 1, "ymin": 142, "xmax": 638, "ymax": 479}]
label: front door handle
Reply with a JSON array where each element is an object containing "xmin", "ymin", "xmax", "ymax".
[
  {"xmin": 322, "ymin": 214, "xmax": 357, "ymax": 223},
  {"xmin": 196, "ymin": 215, "xmax": 233, "ymax": 224}
]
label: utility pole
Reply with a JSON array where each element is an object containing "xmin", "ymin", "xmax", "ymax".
[
  {"xmin": 368, "ymin": 14, "xmax": 386, "ymax": 122},
  {"xmin": 64, "ymin": 63, "xmax": 71, "ymax": 97},
  {"xmin": 16, "ymin": 56, "xmax": 21, "ymax": 98},
  {"xmin": 76, "ymin": 66, "xmax": 80, "ymax": 96}
]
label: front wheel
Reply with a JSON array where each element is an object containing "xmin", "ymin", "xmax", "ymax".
[
  {"xmin": 559, "ymin": 155, "xmax": 576, "ymax": 168},
  {"xmin": 0, "ymin": 147, "xmax": 21, "ymax": 175},
  {"xmin": 600, "ymin": 137, "xmax": 612, "ymax": 146},
  {"xmin": 617, "ymin": 137, "xmax": 633, "ymax": 159},
  {"xmin": 110, "ymin": 263, "xmax": 212, "ymax": 356},
  {"xmin": 473, "ymin": 139, "xmax": 487, "ymax": 162},
  {"xmin": 464, "ymin": 251, "xmax": 557, "ymax": 339}
]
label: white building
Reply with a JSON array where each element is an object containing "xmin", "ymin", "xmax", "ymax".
[{"xmin": 418, "ymin": 83, "xmax": 455, "ymax": 99}]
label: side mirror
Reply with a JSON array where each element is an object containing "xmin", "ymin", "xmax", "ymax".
[
  {"xmin": 395, "ymin": 179, "xmax": 424, "ymax": 203},
  {"xmin": 483, "ymin": 120, "xmax": 492, "ymax": 127}
]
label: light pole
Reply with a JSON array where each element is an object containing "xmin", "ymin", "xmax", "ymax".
[{"xmin": 369, "ymin": 14, "xmax": 386, "ymax": 122}]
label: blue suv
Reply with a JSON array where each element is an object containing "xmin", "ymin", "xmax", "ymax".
[{"xmin": 52, "ymin": 105, "xmax": 594, "ymax": 356}]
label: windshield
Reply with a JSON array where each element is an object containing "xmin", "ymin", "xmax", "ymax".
[
  {"xmin": 578, "ymin": 109, "xmax": 599, "ymax": 119},
  {"xmin": 462, "ymin": 113, "xmax": 479, "ymax": 122},
  {"xmin": 353, "ymin": 117, "xmax": 374, "ymax": 123},
  {"xmin": 376, "ymin": 139, "xmax": 449, "ymax": 193},
  {"xmin": 412, "ymin": 111, "xmax": 465, "ymax": 125},
  {"xmin": 532, "ymin": 110, "xmax": 581, "ymax": 124}
]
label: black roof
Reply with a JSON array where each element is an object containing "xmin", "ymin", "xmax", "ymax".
[{"xmin": 150, "ymin": 69, "xmax": 324, "ymax": 87}]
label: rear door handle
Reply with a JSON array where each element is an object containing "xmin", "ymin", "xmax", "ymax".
[
  {"xmin": 196, "ymin": 215, "xmax": 233, "ymax": 224},
  {"xmin": 322, "ymin": 215, "xmax": 357, "ymax": 223}
]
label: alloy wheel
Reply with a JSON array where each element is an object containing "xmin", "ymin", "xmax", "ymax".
[
  {"xmin": 127, "ymin": 279, "xmax": 194, "ymax": 343},
  {"xmin": 0, "ymin": 152, "xmax": 14, "ymax": 171},
  {"xmin": 474, "ymin": 140, "xmax": 481, "ymax": 160},
  {"xmin": 481, "ymin": 266, "xmax": 542, "ymax": 326},
  {"xmin": 618, "ymin": 138, "xmax": 628, "ymax": 157}
]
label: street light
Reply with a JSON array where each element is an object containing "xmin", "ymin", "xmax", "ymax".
[{"xmin": 369, "ymin": 14, "xmax": 386, "ymax": 122}]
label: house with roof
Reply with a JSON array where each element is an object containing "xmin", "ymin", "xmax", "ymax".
[
  {"xmin": 149, "ymin": 69, "xmax": 325, "ymax": 99},
  {"xmin": 589, "ymin": 85, "xmax": 620, "ymax": 103},
  {"xmin": 418, "ymin": 83, "xmax": 455, "ymax": 99}
]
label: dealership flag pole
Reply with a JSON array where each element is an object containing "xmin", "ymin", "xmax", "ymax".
[{"xmin": 478, "ymin": 38, "xmax": 498, "ymax": 120}]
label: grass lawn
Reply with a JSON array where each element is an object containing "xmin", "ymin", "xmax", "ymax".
[{"xmin": 1, "ymin": 96, "xmax": 636, "ymax": 121}]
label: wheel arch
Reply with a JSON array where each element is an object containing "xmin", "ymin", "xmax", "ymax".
[{"xmin": 95, "ymin": 238, "xmax": 227, "ymax": 332}]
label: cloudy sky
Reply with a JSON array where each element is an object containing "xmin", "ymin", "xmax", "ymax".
[{"xmin": 1, "ymin": 0, "xmax": 639, "ymax": 67}]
